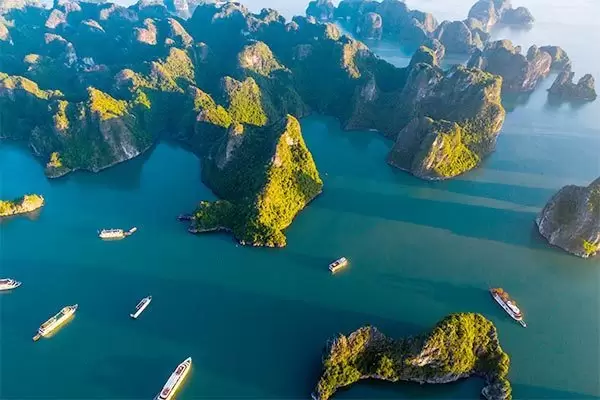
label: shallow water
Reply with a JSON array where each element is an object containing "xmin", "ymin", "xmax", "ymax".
[{"xmin": 2, "ymin": 0, "xmax": 600, "ymax": 399}]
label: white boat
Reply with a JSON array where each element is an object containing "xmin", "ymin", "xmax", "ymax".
[
  {"xmin": 0, "ymin": 278, "xmax": 21, "ymax": 291},
  {"xmin": 490, "ymin": 288, "xmax": 526, "ymax": 327},
  {"xmin": 130, "ymin": 296, "xmax": 152, "ymax": 319},
  {"xmin": 99, "ymin": 227, "xmax": 137, "ymax": 240},
  {"xmin": 155, "ymin": 357, "xmax": 192, "ymax": 400},
  {"xmin": 329, "ymin": 257, "xmax": 349, "ymax": 273},
  {"xmin": 33, "ymin": 304, "xmax": 78, "ymax": 341}
]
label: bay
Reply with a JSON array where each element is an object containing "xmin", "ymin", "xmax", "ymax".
[{"xmin": 1, "ymin": 0, "xmax": 600, "ymax": 399}]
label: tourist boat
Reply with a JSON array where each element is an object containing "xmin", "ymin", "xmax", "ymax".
[
  {"xmin": 98, "ymin": 227, "xmax": 137, "ymax": 239},
  {"xmin": 155, "ymin": 357, "xmax": 192, "ymax": 400},
  {"xmin": 130, "ymin": 296, "xmax": 152, "ymax": 319},
  {"xmin": 329, "ymin": 257, "xmax": 349, "ymax": 273},
  {"xmin": 0, "ymin": 278, "xmax": 21, "ymax": 291},
  {"xmin": 490, "ymin": 288, "xmax": 526, "ymax": 327},
  {"xmin": 33, "ymin": 304, "xmax": 78, "ymax": 341}
]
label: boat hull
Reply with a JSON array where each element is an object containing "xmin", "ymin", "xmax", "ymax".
[
  {"xmin": 491, "ymin": 292, "xmax": 526, "ymax": 327},
  {"xmin": 155, "ymin": 358, "xmax": 192, "ymax": 400},
  {"xmin": 130, "ymin": 297, "xmax": 152, "ymax": 319},
  {"xmin": 34, "ymin": 305, "xmax": 78, "ymax": 341}
]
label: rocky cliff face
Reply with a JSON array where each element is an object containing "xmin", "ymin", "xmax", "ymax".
[
  {"xmin": 468, "ymin": 40, "xmax": 551, "ymax": 93},
  {"xmin": 386, "ymin": 64, "xmax": 505, "ymax": 179},
  {"xmin": 468, "ymin": 0, "xmax": 533, "ymax": 31},
  {"xmin": 537, "ymin": 178, "xmax": 600, "ymax": 258},
  {"xmin": 306, "ymin": 0, "xmax": 334, "ymax": 22},
  {"xmin": 548, "ymin": 67, "xmax": 597, "ymax": 102},
  {"xmin": 0, "ymin": 194, "xmax": 44, "ymax": 217},
  {"xmin": 312, "ymin": 313, "xmax": 512, "ymax": 400},
  {"xmin": 356, "ymin": 12, "xmax": 382, "ymax": 40},
  {"xmin": 539, "ymin": 45, "xmax": 571, "ymax": 70}
]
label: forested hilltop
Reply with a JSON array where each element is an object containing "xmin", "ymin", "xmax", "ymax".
[{"xmin": 0, "ymin": 0, "xmax": 506, "ymax": 246}]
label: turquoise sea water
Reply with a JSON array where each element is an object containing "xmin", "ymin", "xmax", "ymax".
[{"xmin": 2, "ymin": 0, "xmax": 600, "ymax": 399}]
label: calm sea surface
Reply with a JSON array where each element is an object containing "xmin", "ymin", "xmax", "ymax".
[{"xmin": 1, "ymin": 1, "xmax": 599, "ymax": 399}]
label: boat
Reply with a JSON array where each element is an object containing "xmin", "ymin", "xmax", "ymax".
[
  {"xmin": 329, "ymin": 257, "xmax": 349, "ymax": 273},
  {"xmin": 33, "ymin": 304, "xmax": 78, "ymax": 341},
  {"xmin": 99, "ymin": 227, "xmax": 137, "ymax": 240},
  {"xmin": 130, "ymin": 296, "xmax": 152, "ymax": 319},
  {"xmin": 177, "ymin": 214, "xmax": 193, "ymax": 222},
  {"xmin": 155, "ymin": 357, "xmax": 192, "ymax": 400},
  {"xmin": 0, "ymin": 278, "xmax": 21, "ymax": 291},
  {"xmin": 490, "ymin": 288, "xmax": 526, "ymax": 327}
]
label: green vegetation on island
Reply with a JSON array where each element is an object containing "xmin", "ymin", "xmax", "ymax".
[
  {"xmin": 0, "ymin": 194, "xmax": 45, "ymax": 217},
  {"xmin": 0, "ymin": 0, "xmax": 509, "ymax": 245},
  {"xmin": 193, "ymin": 115, "xmax": 323, "ymax": 247},
  {"xmin": 313, "ymin": 313, "xmax": 511, "ymax": 400}
]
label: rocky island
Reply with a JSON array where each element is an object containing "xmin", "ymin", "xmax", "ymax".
[
  {"xmin": 548, "ymin": 67, "xmax": 597, "ymax": 102},
  {"xmin": 0, "ymin": 194, "xmax": 45, "ymax": 217},
  {"xmin": 0, "ymin": 0, "xmax": 508, "ymax": 245},
  {"xmin": 307, "ymin": 0, "xmax": 533, "ymax": 54},
  {"xmin": 468, "ymin": 40, "xmax": 551, "ymax": 93},
  {"xmin": 537, "ymin": 177, "xmax": 600, "ymax": 258},
  {"xmin": 312, "ymin": 313, "xmax": 511, "ymax": 400}
]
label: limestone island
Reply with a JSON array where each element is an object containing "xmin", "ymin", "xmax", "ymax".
[
  {"xmin": 468, "ymin": 40, "xmax": 551, "ymax": 93},
  {"xmin": 0, "ymin": 0, "xmax": 508, "ymax": 246},
  {"xmin": 548, "ymin": 67, "xmax": 597, "ymax": 102},
  {"xmin": 0, "ymin": 194, "xmax": 45, "ymax": 217},
  {"xmin": 537, "ymin": 177, "xmax": 600, "ymax": 258},
  {"xmin": 307, "ymin": 0, "xmax": 533, "ymax": 55},
  {"xmin": 312, "ymin": 313, "xmax": 511, "ymax": 400}
]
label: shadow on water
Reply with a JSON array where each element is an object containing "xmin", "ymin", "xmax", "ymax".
[
  {"xmin": 314, "ymin": 185, "xmax": 550, "ymax": 251},
  {"xmin": 434, "ymin": 179, "xmax": 556, "ymax": 208},
  {"xmin": 511, "ymin": 382, "xmax": 599, "ymax": 399}
]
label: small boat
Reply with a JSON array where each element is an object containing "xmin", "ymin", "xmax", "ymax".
[
  {"xmin": 0, "ymin": 278, "xmax": 21, "ymax": 291},
  {"xmin": 99, "ymin": 227, "xmax": 137, "ymax": 240},
  {"xmin": 155, "ymin": 357, "xmax": 192, "ymax": 400},
  {"xmin": 130, "ymin": 296, "xmax": 152, "ymax": 319},
  {"xmin": 329, "ymin": 257, "xmax": 349, "ymax": 273},
  {"xmin": 490, "ymin": 288, "xmax": 526, "ymax": 327},
  {"xmin": 177, "ymin": 214, "xmax": 193, "ymax": 222},
  {"xmin": 33, "ymin": 304, "xmax": 78, "ymax": 341}
]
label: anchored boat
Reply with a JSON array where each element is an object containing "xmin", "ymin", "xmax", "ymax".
[
  {"xmin": 33, "ymin": 304, "xmax": 78, "ymax": 341},
  {"xmin": 155, "ymin": 357, "xmax": 192, "ymax": 400},
  {"xmin": 329, "ymin": 257, "xmax": 349, "ymax": 273},
  {"xmin": 99, "ymin": 227, "xmax": 137, "ymax": 240},
  {"xmin": 490, "ymin": 288, "xmax": 527, "ymax": 327},
  {"xmin": 0, "ymin": 278, "xmax": 21, "ymax": 291},
  {"xmin": 130, "ymin": 296, "xmax": 152, "ymax": 319}
]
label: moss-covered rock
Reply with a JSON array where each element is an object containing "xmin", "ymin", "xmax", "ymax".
[
  {"xmin": 537, "ymin": 177, "xmax": 600, "ymax": 258},
  {"xmin": 312, "ymin": 313, "xmax": 511, "ymax": 400},
  {"xmin": 0, "ymin": 194, "xmax": 44, "ymax": 217}
]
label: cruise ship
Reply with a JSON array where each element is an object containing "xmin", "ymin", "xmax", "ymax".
[
  {"xmin": 155, "ymin": 357, "xmax": 192, "ymax": 400},
  {"xmin": 0, "ymin": 278, "xmax": 21, "ymax": 291},
  {"xmin": 490, "ymin": 288, "xmax": 526, "ymax": 327},
  {"xmin": 329, "ymin": 257, "xmax": 349, "ymax": 273},
  {"xmin": 33, "ymin": 304, "xmax": 78, "ymax": 341},
  {"xmin": 130, "ymin": 296, "xmax": 152, "ymax": 319},
  {"xmin": 99, "ymin": 227, "xmax": 137, "ymax": 239}
]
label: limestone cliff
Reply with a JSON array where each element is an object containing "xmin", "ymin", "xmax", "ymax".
[
  {"xmin": 536, "ymin": 178, "xmax": 600, "ymax": 258},
  {"xmin": 194, "ymin": 115, "xmax": 323, "ymax": 247},
  {"xmin": 468, "ymin": 41, "xmax": 551, "ymax": 93},
  {"xmin": 312, "ymin": 313, "xmax": 511, "ymax": 400},
  {"xmin": 548, "ymin": 67, "xmax": 597, "ymax": 102}
]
